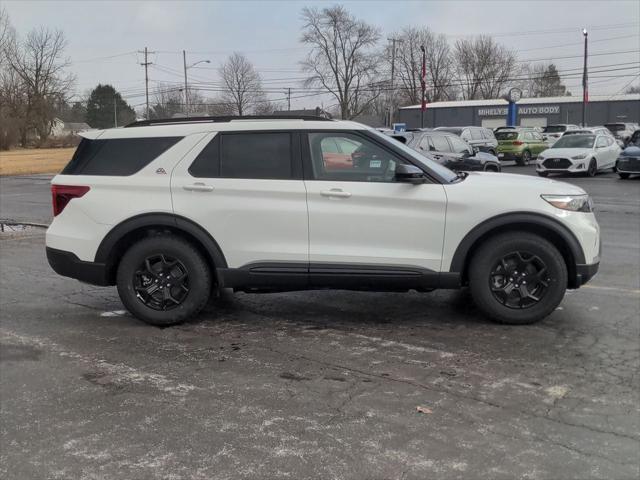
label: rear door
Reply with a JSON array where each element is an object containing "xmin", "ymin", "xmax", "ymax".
[
  {"xmin": 302, "ymin": 131, "xmax": 447, "ymax": 273},
  {"xmin": 171, "ymin": 131, "xmax": 309, "ymax": 269}
]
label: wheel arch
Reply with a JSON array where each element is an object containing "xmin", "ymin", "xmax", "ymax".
[
  {"xmin": 450, "ymin": 212, "xmax": 586, "ymax": 288},
  {"xmin": 95, "ymin": 213, "xmax": 228, "ymax": 285}
]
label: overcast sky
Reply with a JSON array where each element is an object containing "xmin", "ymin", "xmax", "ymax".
[{"xmin": 4, "ymin": 0, "xmax": 640, "ymax": 111}]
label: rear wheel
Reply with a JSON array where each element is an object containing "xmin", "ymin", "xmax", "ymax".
[
  {"xmin": 587, "ymin": 158, "xmax": 597, "ymax": 177},
  {"xmin": 116, "ymin": 235, "xmax": 212, "ymax": 326},
  {"xmin": 619, "ymin": 172, "xmax": 630, "ymax": 179},
  {"xmin": 484, "ymin": 164, "xmax": 499, "ymax": 172},
  {"xmin": 517, "ymin": 150, "xmax": 531, "ymax": 166},
  {"xmin": 468, "ymin": 232, "xmax": 567, "ymax": 325},
  {"xmin": 537, "ymin": 171, "xmax": 549, "ymax": 177}
]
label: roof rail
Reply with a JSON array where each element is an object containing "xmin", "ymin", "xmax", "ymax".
[{"xmin": 125, "ymin": 115, "xmax": 333, "ymax": 128}]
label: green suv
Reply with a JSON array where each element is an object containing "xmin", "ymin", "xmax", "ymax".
[{"xmin": 496, "ymin": 129, "xmax": 547, "ymax": 165}]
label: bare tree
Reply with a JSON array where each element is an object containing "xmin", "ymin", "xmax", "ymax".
[
  {"xmin": 453, "ymin": 35, "xmax": 516, "ymax": 100},
  {"xmin": 5, "ymin": 26, "xmax": 75, "ymax": 144},
  {"xmin": 219, "ymin": 53, "xmax": 264, "ymax": 115},
  {"xmin": 300, "ymin": 5, "xmax": 381, "ymax": 119},
  {"xmin": 388, "ymin": 27, "xmax": 455, "ymax": 106}
]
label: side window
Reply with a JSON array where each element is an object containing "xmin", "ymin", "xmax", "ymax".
[
  {"xmin": 308, "ymin": 132, "xmax": 407, "ymax": 183},
  {"xmin": 524, "ymin": 132, "xmax": 534, "ymax": 141},
  {"xmin": 321, "ymin": 137, "xmax": 341, "ymax": 154},
  {"xmin": 596, "ymin": 136, "xmax": 608, "ymax": 148},
  {"xmin": 470, "ymin": 129, "xmax": 483, "ymax": 140},
  {"xmin": 430, "ymin": 135, "xmax": 451, "ymax": 152},
  {"xmin": 220, "ymin": 132, "xmax": 292, "ymax": 179},
  {"xmin": 483, "ymin": 128, "xmax": 495, "ymax": 139},
  {"xmin": 62, "ymin": 137, "xmax": 182, "ymax": 176},
  {"xmin": 460, "ymin": 129, "xmax": 472, "ymax": 141},
  {"xmin": 448, "ymin": 135, "xmax": 471, "ymax": 154},
  {"xmin": 189, "ymin": 135, "xmax": 220, "ymax": 178}
]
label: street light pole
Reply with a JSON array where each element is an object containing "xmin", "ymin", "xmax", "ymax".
[
  {"xmin": 183, "ymin": 52, "xmax": 211, "ymax": 118},
  {"xmin": 183, "ymin": 50, "xmax": 189, "ymax": 117},
  {"xmin": 582, "ymin": 29, "xmax": 588, "ymax": 127},
  {"xmin": 420, "ymin": 45, "xmax": 426, "ymax": 129}
]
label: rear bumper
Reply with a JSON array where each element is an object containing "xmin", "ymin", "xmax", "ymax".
[
  {"xmin": 497, "ymin": 151, "xmax": 523, "ymax": 160},
  {"xmin": 574, "ymin": 262, "xmax": 599, "ymax": 287},
  {"xmin": 46, "ymin": 247, "xmax": 110, "ymax": 286}
]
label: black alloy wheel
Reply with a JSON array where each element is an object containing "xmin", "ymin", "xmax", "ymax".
[
  {"xmin": 587, "ymin": 158, "xmax": 597, "ymax": 177},
  {"xmin": 134, "ymin": 254, "xmax": 189, "ymax": 311},
  {"xmin": 489, "ymin": 251, "xmax": 549, "ymax": 309}
]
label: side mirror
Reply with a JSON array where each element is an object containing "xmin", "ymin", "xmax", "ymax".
[{"xmin": 395, "ymin": 163, "xmax": 425, "ymax": 184}]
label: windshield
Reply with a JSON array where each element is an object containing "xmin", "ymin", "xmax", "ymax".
[
  {"xmin": 605, "ymin": 124, "xmax": 625, "ymax": 132},
  {"xmin": 552, "ymin": 135, "xmax": 595, "ymax": 149},
  {"xmin": 543, "ymin": 125, "xmax": 566, "ymax": 133},
  {"xmin": 368, "ymin": 129, "xmax": 458, "ymax": 182},
  {"xmin": 495, "ymin": 131, "xmax": 519, "ymax": 140},
  {"xmin": 436, "ymin": 127, "xmax": 462, "ymax": 135}
]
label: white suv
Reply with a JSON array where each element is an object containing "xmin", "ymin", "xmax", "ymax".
[{"xmin": 46, "ymin": 116, "xmax": 601, "ymax": 326}]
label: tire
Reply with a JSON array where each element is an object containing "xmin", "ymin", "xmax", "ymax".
[
  {"xmin": 488, "ymin": 149, "xmax": 497, "ymax": 157},
  {"xmin": 468, "ymin": 232, "xmax": 567, "ymax": 325},
  {"xmin": 537, "ymin": 171, "xmax": 549, "ymax": 177},
  {"xmin": 116, "ymin": 235, "xmax": 212, "ymax": 326},
  {"xmin": 619, "ymin": 172, "xmax": 630, "ymax": 179},
  {"xmin": 517, "ymin": 150, "xmax": 531, "ymax": 166},
  {"xmin": 587, "ymin": 158, "xmax": 597, "ymax": 177},
  {"xmin": 484, "ymin": 164, "xmax": 499, "ymax": 172}
]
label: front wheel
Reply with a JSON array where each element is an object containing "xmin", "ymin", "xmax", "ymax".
[
  {"xmin": 468, "ymin": 232, "xmax": 567, "ymax": 325},
  {"xmin": 116, "ymin": 235, "xmax": 212, "ymax": 326}
]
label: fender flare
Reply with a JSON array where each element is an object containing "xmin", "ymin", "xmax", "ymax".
[
  {"xmin": 95, "ymin": 212, "xmax": 228, "ymax": 274},
  {"xmin": 449, "ymin": 212, "xmax": 586, "ymax": 274}
]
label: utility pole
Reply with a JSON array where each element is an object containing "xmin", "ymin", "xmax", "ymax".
[
  {"xmin": 420, "ymin": 45, "xmax": 426, "ymax": 129},
  {"xmin": 581, "ymin": 29, "xmax": 588, "ymax": 127},
  {"xmin": 139, "ymin": 47, "xmax": 153, "ymax": 119},
  {"xmin": 286, "ymin": 87, "xmax": 291, "ymax": 111},
  {"xmin": 387, "ymin": 37, "xmax": 404, "ymax": 127},
  {"xmin": 114, "ymin": 97, "xmax": 118, "ymax": 127}
]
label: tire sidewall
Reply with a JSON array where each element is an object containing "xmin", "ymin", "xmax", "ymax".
[
  {"xmin": 587, "ymin": 158, "xmax": 597, "ymax": 177},
  {"xmin": 469, "ymin": 234, "xmax": 567, "ymax": 325},
  {"xmin": 117, "ymin": 236, "xmax": 211, "ymax": 326}
]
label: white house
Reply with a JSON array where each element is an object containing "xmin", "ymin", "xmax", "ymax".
[{"xmin": 50, "ymin": 118, "xmax": 92, "ymax": 137}]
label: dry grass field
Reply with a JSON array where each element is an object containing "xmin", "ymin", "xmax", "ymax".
[{"xmin": 0, "ymin": 148, "xmax": 75, "ymax": 176}]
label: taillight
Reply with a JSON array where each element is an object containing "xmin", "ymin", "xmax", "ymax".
[
  {"xmin": 52, "ymin": 185, "xmax": 90, "ymax": 216},
  {"xmin": 512, "ymin": 140, "xmax": 524, "ymax": 145}
]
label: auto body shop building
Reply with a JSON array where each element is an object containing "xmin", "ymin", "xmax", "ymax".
[{"xmin": 398, "ymin": 93, "xmax": 639, "ymax": 129}]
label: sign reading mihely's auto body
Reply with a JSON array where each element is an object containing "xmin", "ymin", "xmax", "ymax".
[{"xmin": 478, "ymin": 105, "xmax": 561, "ymax": 116}]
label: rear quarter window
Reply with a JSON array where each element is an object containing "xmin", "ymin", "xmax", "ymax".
[{"xmin": 62, "ymin": 137, "xmax": 182, "ymax": 176}]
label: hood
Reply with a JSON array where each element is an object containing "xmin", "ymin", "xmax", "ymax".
[
  {"xmin": 621, "ymin": 146, "xmax": 640, "ymax": 157},
  {"xmin": 454, "ymin": 172, "xmax": 586, "ymax": 196},
  {"xmin": 472, "ymin": 151, "xmax": 498, "ymax": 162},
  {"xmin": 540, "ymin": 147, "xmax": 592, "ymax": 158}
]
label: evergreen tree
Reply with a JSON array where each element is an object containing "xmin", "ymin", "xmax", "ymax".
[{"xmin": 86, "ymin": 84, "xmax": 135, "ymax": 128}]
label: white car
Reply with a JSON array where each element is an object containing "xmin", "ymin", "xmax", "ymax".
[
  {"xmin": 542, "ymin": 124, "xmax": 581, "ymax": 145},
  {"xmin": 536, "ymin": 133, "xmax": 620, "ymax": 177},
  {"xmin": 46, "ymin": 116, "xmax": 601, "ymax": 326}
]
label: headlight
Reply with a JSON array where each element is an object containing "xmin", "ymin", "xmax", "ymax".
[
  {"xmin": 541, "ymin": 194, "xmax": 593, "ymax": 212},
  {"xmin": 571, "ymin": 153, "xmax": 588, "ymax": 159}
]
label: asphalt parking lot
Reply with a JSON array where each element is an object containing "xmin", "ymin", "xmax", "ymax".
[{"xmin": 1, "ymin": 167, "xmax": 639, "ymax": 480}]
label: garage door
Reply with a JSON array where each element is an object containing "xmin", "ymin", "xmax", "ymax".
[
  {"xmin": 520, "ymin": 117, "xmax": 548, "ymax": 127},
  {"xmin": 481, "ymin": 118, "xmax": 506, "ymax": 128}
]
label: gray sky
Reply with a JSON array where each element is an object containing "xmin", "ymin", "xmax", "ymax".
[{"xmin": 4, "ymin": 0, "xmax": 640, "ymax": 111}]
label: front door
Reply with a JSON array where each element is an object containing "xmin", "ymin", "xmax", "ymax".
[{"xmin": 302, "ymin": 131, "xmax": 447, "ymax": 273}]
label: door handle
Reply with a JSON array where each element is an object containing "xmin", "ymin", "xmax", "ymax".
[
  {"xmin": 320, "ymin": 188, "xmax": 352, "ymax": 198},
  {"xmin": 183, "ymin": 182, "xmax": 214, "ymax": 192}
]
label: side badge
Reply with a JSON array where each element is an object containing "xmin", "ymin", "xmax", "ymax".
[{"xmin": 156, "ymin": 168, "xmax": 167, "ymax": 175}]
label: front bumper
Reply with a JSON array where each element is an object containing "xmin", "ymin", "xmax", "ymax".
[
  {"xmin": 46, "ymin": 247, "xmax": 110, "ymax": 286},
  {"xmin": 575, "ymin": 262, "xmax": 599, "ymax": 287},
  {"xmin": 616, "ymin": 157, "xmax": 640, "ymax": 174},
  {"xmin": 536, "ymin": 157, "xmax": 587, "ymax": 173}
]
